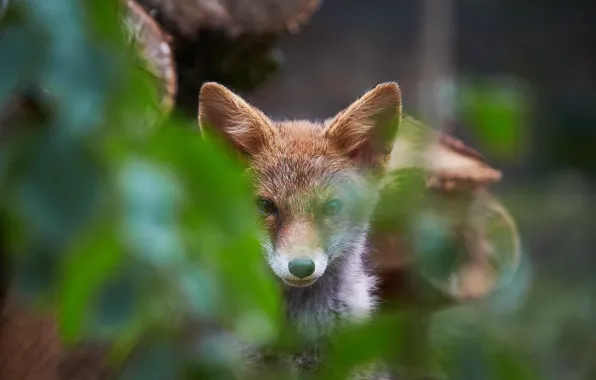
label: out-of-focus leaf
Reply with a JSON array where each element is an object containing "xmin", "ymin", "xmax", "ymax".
[
  {"xmin": 12, "ymin": 240, "xmax": 60, "ymax": 302},
  {"xmin": 374, "ymin": 167, "xmax": 427, "ymax": 232},
  {"xmin": 221, "ymin": 233, "xmax": 281, "ymax": 344},
  {"xmin": 316, "ymin": 314, "xmax": 406, "ymax": 380},
  {"xmin": 13, "ymin": 131, "xmax": 103, "ymax": 245},
  {"xmin": 22, "ymin": 0, "xmax": 124, "ymax": 134},
  {"xmin": 410, "ymin": 209, "xmax": 464, "ymax": 282},
  {"xmin": 89, "ymin": 268, "xmax": 139, "ymax": 337},
  {"xmin": 0, "ymin": 25, "xmax": 39, "ymax": 107},
  {"xmin": 137, "ymin": 125, "xmax": 282, "ymax": 336},
  {"xmin": 119, "ymin": 158, "xmax": 179, "ymax": 227},
  {"xmin": 119, "ymin": 158, "xmax": 185, "ymax": 268},
  {"xmin": 0, "ymin": 142, "xmax": 11, "ymax": 189},
  {"xmin": 191, "ymin": 332, "xmax": 247, "ymax": 376},
  {"xmin": 178, "ymin": 265, "xmax": 220, "ymax": 318},
  {"xmin": 459, "ymin": 78, "xmax": 528, "ymax": 160},
  {"xmin": 46, "ymin": 46, "xmax": 119, "ymax": 134},
  {"xmin": 452, "ymin": 339, "xmax": 489, "ymax": 380},
  {"xmin": 148, "ymin": 126, "xmax": 256, "ymax": 236},
  {"xmin": 489, "ymin": 346, "xmax": 538, "ymax": 380},
  {"xmin": 24, "ymin": 0, "xmax": 86, "ymax": 38},
  {"xmin": 57, "ymin": 222, "xmax": 124, "ymax": 344},
  {"xmin": 126, "ymin": 223, "xmax": 184, "ymax": 268},
  {"xmin": 119, "ymin": 341, "xmax": 182, "ymax": 380},
  {"xmin": 0, "ymin": 0, "xmax": 8, "ymax": 17},
  {"xmin": 85, "ymin": 0, "xmax": 126, "ymax": 41}
]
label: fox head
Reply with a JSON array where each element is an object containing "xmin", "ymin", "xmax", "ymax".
[{"xmin": 198, "ymin": 82, "xmax": 401, "ymax": 288}]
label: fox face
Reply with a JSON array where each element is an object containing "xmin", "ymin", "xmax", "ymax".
[{"xmin": 199, "ymin": 82, "xmax": 401, "ymax": 288}]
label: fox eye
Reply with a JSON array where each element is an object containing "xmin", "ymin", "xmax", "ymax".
[
  {"xmin": 256, "ymin": 197, "xmax": 277, "ymax": 215},
  {"xmin": 322, "ymin": 199, "xmax": 343, "ymax": 216}
]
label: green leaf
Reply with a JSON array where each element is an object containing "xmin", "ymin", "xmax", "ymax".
[
  {"xmin": 47, "ymin": 46, "xmax": 119, "ymax": 134},
  {"xmin": 0, "ymin": 25, "xmax": 39, "ymax": 107},
  {"xmin": 489, "ymin": 346, "xmax": 538, "ymax": 380},
  {"xmin": 0, "ymin": 140, "xmax": 14, "ymax": 193},
  {"xmin": 192, "ymin": 332, "xmax": 246, "ymax": 374},
  {"xmin": 458, "ymin": 78, "xmax": 528, "ymax": 160},
  {"xmin": 136, "ymin": 125, "xmax": 283, "ymax": 334},
  {"xmin": 119, "ymin": 158, "xmax": 185, "ymax": 268},
  {"xmin": 57, "ymin": 222, "xmax": 124, "ymax": 344},
  {"xmin": 178, "ymin": 265, "xmax": 220, "ymax": 318},
  {"xmin": 119, "ymin": 341, "xmax": 183, "ymax": 380},
  {"xmin": 374, "ymin": 167, "xmax": 427, "ymax": 232},
  {"xmin": 219, "ymin": 233, "xmax": 281, "ymax": 344},
  {"xmin": 0, "ymin": 0, "xmax": 8, "ymax": 17},
  {"xmin": 317, "ymin": 314, "xmax": 407, "ymax": 380},
  {"xmin": 88, "ymin": 267, "xmax": 139, "ymax": 337},
  {"xmin": 410, "ymin": 209, "xmax": 464, "ymax": 282},
  {"xmin": 12, "ymin": 240, "xmax": 60, "ymax": 302},
  {"xmin": 453, "ymin": 340, "xmax": 490, "ymax": 380},
  {"xmin": 22, "ymin": 0, "xmax": 125, "ymax": 134},
  {"xmin": 152, "ymin": 126, "xmax": 256, "ymax": 236},
  {"xmin": 14, "ymin": 131, "xmax": 103, "ymax": 246}
]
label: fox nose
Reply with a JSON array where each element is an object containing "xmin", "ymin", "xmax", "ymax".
[{"xmin": 288, "ymin": 258, "xmax": 316, "ymax": 279}]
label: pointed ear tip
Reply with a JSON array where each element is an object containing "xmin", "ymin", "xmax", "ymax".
[
  {"xmin": 375, "ymin": 82, "xmax": 402, "ymax": 100},
  {"xmin": 199, "ymin": 82, "xmax": 227, "ymax": 97},
  {"xmin": 201, "ymin": 81, "xmax": 222, "ymax": 89}
]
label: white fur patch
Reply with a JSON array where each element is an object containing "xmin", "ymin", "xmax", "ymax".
[{"xmin": 338, "ymin": 237, "xmax": 376, "ymax": 321}]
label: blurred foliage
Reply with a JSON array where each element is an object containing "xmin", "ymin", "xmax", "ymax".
[
  {"xmin": 0, "ymin": 1, "xmax": 592, "ymax": 380},
  {"xmin": 458, "ymin": 76, "xmax": 530, "ymax": 162}
]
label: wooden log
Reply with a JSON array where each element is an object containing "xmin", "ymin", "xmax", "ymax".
[
  {"xmin": 138, "ymin": 0, "xmax": 321, "ymax": 38},
  {"xmin": 132, "ymin": 0, "xmax": 324, "ymax": 118},
  {"xmin": 122, "ymin": 0, "xmax": 177, "ymax": 113}
]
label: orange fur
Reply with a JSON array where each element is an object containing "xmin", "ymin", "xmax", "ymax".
[
  {"xmin": 324, "ymin": 82, "xmax": 402, "ymax": 169},
  {"xmin": 198, "ymin": 82, "xmax": 277, "ymax": 157}
]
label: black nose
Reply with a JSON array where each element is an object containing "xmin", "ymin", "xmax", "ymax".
[{"xmin": 288, "ymin": 258, "xmax": 316, "ymax": 279}]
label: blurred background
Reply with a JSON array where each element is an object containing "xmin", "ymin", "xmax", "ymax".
[{"xmin": 1, "ymin": 0, "xmax": 596, "ymax": 379}]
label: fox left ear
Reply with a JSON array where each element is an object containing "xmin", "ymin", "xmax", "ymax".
[
  {"xmin": 324, "ymin": 82, "xmax": 402, "ymax": 172},
  {"xmin": 198, "ymin": 82, "xmax": 277, "ymax": 158}
]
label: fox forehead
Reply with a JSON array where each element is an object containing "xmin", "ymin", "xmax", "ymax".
[{"xmin": 251, "ymin": 120, "xmax": 363, "ymax": 202}]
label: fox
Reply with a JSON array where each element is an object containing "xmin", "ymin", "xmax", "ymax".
[{"xmin": 198, "ymin": 81, "xmax": 402, "ymax": 379}]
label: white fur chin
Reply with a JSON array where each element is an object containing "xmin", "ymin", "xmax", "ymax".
[{"xmin": 282, "ymin": 278, "xmax": 319, "ymax": 288}]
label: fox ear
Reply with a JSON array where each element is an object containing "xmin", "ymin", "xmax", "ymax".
[
  {"xmin": 324, "ymin": 82, "xmax": 402, "ymax": 172},
  {"xmin": 198, "ymin": 82, "xmax": 277, "ymax": 157}
]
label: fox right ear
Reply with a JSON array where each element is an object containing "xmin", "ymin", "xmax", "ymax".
[
  {"xmin": 198, "ymin": 82, "xmax": 277, "ymax": 157},
  {"xmin": 324, "ymin": 82, "xmax": 402, "ymax": 172}
]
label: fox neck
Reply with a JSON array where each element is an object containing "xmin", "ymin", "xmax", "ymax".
[{"xmin": 282, "ymin": 233, "xmax": 377, "ymax": 341}]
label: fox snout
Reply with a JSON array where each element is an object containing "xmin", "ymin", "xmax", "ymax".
[
  {"xmin": 266, "ymin": 222, "xmax": 329, "ymax": 287},
  {"xmin": 272, "ymin": 248, "xmax": 328, "ymax": 287},
  {"xmin": 276, "ymin": 247, "xmax": 328, "ymax": 286}
]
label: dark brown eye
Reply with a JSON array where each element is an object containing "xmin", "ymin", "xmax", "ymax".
[
  {"xmin": 323, "ymin": 199, "xmax": 343, "ymax": 216},
  {"xmin": 256, "ymin": 197, "xmax": 277, "ymax": 215}
]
